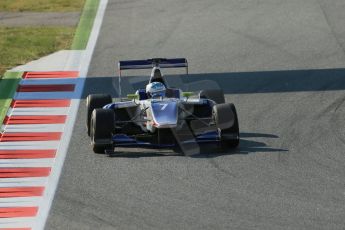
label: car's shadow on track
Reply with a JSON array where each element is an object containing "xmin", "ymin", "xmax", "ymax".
[
  {"xmin": 107, "ymin": 150, "xmax": 181, "ymax": 158},
  {"xmin": 191, "ymin": 132, "xmax": 287, "ymax": 158},
  {"xmin": 107, "ymin": 132, "xmax": 286, "ymax": 158},
  {"xmin": 1, "ymin": 68, "xmax": 345, "ymax": 100}
]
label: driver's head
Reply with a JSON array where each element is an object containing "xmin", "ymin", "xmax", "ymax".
[{"xmin": 146, "ymin": 82, "xmax": 166, "ymax": 98}]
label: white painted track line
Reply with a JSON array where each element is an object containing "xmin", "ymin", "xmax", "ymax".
[
  {"xmin": 0, "ymin": 141, "xmax": 60, "ymax": 150},
  {"xmin": 0, "ymin": 198, "xmax": 41, "ymax": 207},
  {"xmin": 15, "ymin": 92, "xmax": 76, "ymax": 100},
  {"xmin": 4, "ymin": 124, "xmax": 65, "ymax": 133},
  {"xmin": 0, "ymin": 1, "xmax": 108, "ymax": 229},
  {"xmin": 0, "ymin": 158, "xmax": 54, "ymax": 167},
  {"xmin": 0, "ymin": 197, "xmax": 42, "ymax": 204},
  {"xmin": 35, "ymin": 1, "xmax": 109, "ymax": 229},
  {"xmin": 21, "ymin": 78, "xmax": 79, "ymax": 85},
  {"xmin": 9, "ymin": 107, "xmax": 70, "ymax": 116},
  {"xmin": 0, "ymin": 199, "xmax": 41, "ymax": 208},
  {"xmin": 0, "ymin": 217, "xmax": 35, "ymax": 227},
  {"xmin": 0, "ymin": 177, "xmax": 47, "ymax": 187}
]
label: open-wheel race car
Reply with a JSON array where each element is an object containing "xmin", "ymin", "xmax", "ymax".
[{"xmin": 86, "ymin": 58, "xmax": 239, "ymax": 155}]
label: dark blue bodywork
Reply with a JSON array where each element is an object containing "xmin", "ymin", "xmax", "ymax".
[{"xmin": 112, "ymin": 131, "xmax": 220, "ymax": 148}]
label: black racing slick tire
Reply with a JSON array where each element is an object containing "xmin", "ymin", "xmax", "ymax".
[
  {"xmin": 86, "ymin": 94, "xmax": 112, "ymax": 136},
  {"xmin": 213, "ymin": 103, "xmax": 240, "ymax": 150},
  {"xmin": 199, "ymin": 89, "xmax": 225, "ymax": 104},
  {"xmin": 90, "ymin": 109, "xmax": 114, "ymax": 154}
]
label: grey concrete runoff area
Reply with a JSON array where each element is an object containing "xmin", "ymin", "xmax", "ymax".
[
  {"xmin": 47, "ymin": 0, "xmax": 345, "ymax": 229},
  {"xmin": 0, "ymin": 12, "xmax": 80, "ymax": 27}
]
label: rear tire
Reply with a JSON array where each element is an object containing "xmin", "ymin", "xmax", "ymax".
[
  {"xmin": 90, "ymin": 109, "xmax": 114, "ymax": 154},
  {"xmin": 199, "ymin": 89, "xmax": 225, "ymax": 104},
  {"xmin": 86, "ymin": 94, "xmax": 112, "ymax": 136},
  {"xmin": 213, "ymin": 103, "xmax": 240, "ymax": 150}
]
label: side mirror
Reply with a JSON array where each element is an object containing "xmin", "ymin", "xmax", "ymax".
[
  {"xmin": 182, "ymin": 92, "xmax": 194, "ymax": 98},
  {"xmin": 127, "ymin": 94, "xmax": 139, "ymax": 100}
]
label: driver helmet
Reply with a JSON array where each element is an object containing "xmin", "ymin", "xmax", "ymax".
[{"xmin": 146, "ymin": 82, "xmax": 166, "ymax": 98}]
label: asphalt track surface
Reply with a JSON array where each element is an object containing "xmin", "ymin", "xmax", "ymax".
[{"xmin": 47, "ymin": 0, "xmax": 345, "ymax": 229}]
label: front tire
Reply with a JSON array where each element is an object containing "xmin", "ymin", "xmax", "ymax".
[
  {"xmin": 90, "ymin": 109, "xmax": 114, "ymax": 154},
  {"xmin": 86, "ymin": 94, "xmax": 112, "ymax": 136},
  {"xmin": 213, "ymin": 103, "xmax": 240, "ymax": 150},
  {"xmin": 199, "ymin": 89, "xmax": 225, "ymax": 104}
]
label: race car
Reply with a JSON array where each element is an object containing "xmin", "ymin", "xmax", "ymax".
[{"xmin": 86, "ymin": 58, "xmax": 239, "ymax": 155}]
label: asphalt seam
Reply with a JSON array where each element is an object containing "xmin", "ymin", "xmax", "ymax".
[{"xmin": 316, "ymin": 0, "xmax": 345, "ymax": 57}]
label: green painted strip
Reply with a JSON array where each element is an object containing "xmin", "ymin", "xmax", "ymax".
[
  {"xmin": 0, "ymin": 71, "xmax": 22, "ymax": 126},
  {"xmin": 71, "ymin": 0, "xmax": 100, "ymax": 50}
]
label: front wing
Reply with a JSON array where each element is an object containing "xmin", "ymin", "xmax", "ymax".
[{"xmin": 111, "ymin": 131, "xmax": 220, "ymax": 149}]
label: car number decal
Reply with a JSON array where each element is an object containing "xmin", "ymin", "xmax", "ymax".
[{"xmin": 160, "ymin": 104, "xmax": 168, "ymax": 110}]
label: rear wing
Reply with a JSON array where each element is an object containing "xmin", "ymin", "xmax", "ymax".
[
  {"xmin": 118, "ymin": 58, "xmax": 188, "ymax": 72},
  {"xmin": 117, "ymin": 58, "xmax": 188, "ymax": 98}
]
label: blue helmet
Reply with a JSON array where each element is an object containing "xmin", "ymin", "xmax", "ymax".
[{"xmin": 146, "ymin": 82, "xmax": 166, "ymax": 98}]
